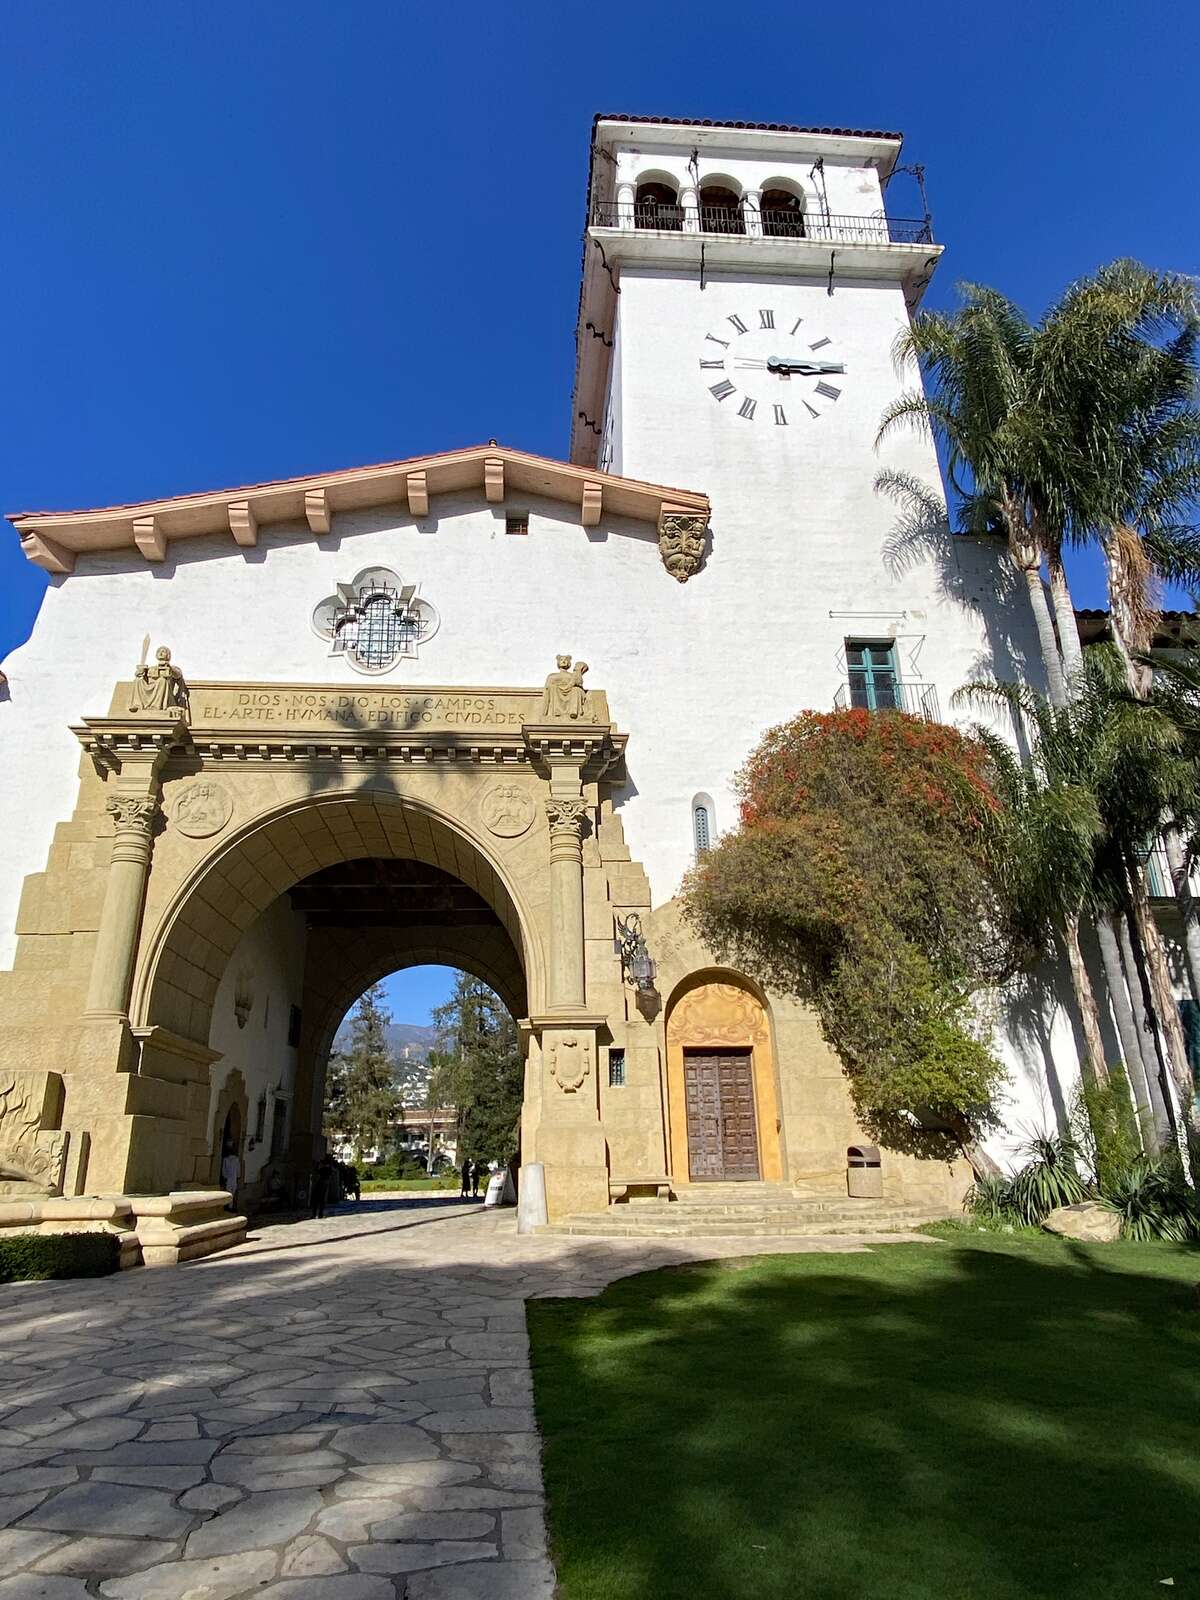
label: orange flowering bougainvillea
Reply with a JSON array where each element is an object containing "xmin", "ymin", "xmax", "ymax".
[{"xmin": 683, "ymin": 709, "xmax": 1016, "ymax": 1153}]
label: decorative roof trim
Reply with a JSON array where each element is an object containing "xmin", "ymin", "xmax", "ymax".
[
  {"xmin": 595, "ymin": 112, "xmax": 904, "ymax": 142},
  {"xmin": 8, "ymin": 443, "xmax": 710, "ymax": 576}
]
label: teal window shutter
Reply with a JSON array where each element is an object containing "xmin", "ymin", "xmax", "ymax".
[{"xmin": 846, "ymin": 640, "xmax": 899, "ymax": 711}]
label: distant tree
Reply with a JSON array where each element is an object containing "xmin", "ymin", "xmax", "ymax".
[
  {"xmin": 682, "ymin": 708, "xmax": 1017, "ymax": 1162},
  {"xmin": 432, "ymin": 973, "xmax": 523, "ymax": 1165},
  {"xmin": 325, "ymin": 983, "xmax": 400, "ymax": 1163}
]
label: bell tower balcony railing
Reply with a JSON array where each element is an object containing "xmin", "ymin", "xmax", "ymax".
[
  {"xmin": 591, "ymin": 199, "xmax": 934, "ymax": 247},
  {"xmin": 833, "ymin": 681, "xmax": 941, "ymax": 721}
]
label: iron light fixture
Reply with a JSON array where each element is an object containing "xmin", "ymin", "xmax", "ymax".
[{"xmin": 614, "ymin": 912, "xmax": 657, "ymax": 992}]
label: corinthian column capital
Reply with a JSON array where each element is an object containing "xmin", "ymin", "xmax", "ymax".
[
  {"xmin": 545, "ymin": 797, "xmax": 587, "ymax": 836},
  {"xmin": 106, "ymin": 794, "xmax": 158, "ymax": 865}
]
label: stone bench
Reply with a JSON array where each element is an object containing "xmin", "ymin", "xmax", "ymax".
[
  {"xmin": 0, "ymin": 1189, "xmax": 245, "ymax": 1269},
  {"xmin": 124, "ymin": 1190, "xmax": 247, "ymax": 1267},
  {"xmin": 609, "ymin": 1176, "xmax": 672, "ymax": 1203}
]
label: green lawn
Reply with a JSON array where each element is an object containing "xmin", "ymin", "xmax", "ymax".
[
  {"xmin": 526, "ymin": 1232, "xmax": 1200, "ymax": 1600},
  {"xmin": 358, "ymin": 1176, "xmax": 459, "ymax": 1192}
]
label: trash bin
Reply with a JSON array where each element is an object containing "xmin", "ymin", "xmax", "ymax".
[{"xmin": 847, "ymin": 1143, "xmax": 883, "ymax": 1199}]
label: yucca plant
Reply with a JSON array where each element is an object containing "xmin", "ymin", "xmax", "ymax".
[
  {"xmin": 1102, "ymin": 1157, "xmax": 1199, "ymax": 1241},
  {"xmin": 1009, "ymin": 1133, "xmax": 1088, "ymax": 1224},
  {"xmin": 965, "ymin": 1173, "xmax": 1015, "ymax": 1221}
]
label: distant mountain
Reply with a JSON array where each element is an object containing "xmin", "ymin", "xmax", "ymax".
[
  {"xmin": 332, "ymin": 1020, "xmax": 440, "ymax": 1102},
  {"xmin": 333, "ymin": 1020, "xmax": 440, "ymax": 1058}
]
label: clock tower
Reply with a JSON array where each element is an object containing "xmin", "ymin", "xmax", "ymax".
[{"xmin": 568, "ymin": 113, "xmax": 1027, "ymax": 797}]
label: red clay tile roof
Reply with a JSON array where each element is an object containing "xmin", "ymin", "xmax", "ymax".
[{"xmin": 595, "ymin": 113, "xmax": 903, "ymax": 141}]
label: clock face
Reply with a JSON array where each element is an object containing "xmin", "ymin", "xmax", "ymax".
[{"xmin": 698, "ymin": 307, "xmax": 847, "ymax": 425}]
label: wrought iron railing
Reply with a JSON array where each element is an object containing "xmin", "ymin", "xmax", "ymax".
[
  {"xmin": 591, "ymin": 200, "xmax": 934, "ymax": 246},
  {"xmin": 833, "ymin": 681, "xmax": 941, "ymax": 721}
]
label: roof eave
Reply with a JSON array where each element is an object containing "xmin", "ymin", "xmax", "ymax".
[{"xmin": 9, "ymin": 443, "xmax": 710, "ymax": 575}]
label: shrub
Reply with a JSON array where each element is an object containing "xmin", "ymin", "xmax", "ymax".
[
  {"xmin": 682, "ymin": 709, "xmax": 1015, "ymax": 1153},
  {"xmin": 1008, "ymin": 1134, "xmax": 1088, "ymax": 1223},
  {"xmin": 1101, "ymin": 1157, "xmax": 1199, "ymax": 1242},
  {"xmin": 1074, "ymin": 1074, "xmax": 1142, "ymax": 1190},
  {"xmin": 0, "ymin": 1231, "xmax": 120, "ymax": 1283},
  {"xmin": 965, "ymin": 1173, "xmax": 1016, "ymax": 1221}
]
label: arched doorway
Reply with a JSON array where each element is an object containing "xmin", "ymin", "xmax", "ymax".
[
  {"xmin": 135, "ymin": 792, "xmax": 533, "ymax": 1204},
  {"xmin": 665, "ymin": 972, "xmax": 783, "ymax": 1183}
]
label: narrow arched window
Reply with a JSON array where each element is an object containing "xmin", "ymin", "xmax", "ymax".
[{"xmin": 692, "ymin": 795, "xmax": 714, "ymax": 856}]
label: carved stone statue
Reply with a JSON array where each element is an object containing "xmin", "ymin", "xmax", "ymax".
[
  {"xmin": 658, "ymin": 513, "xmax": 708, "ymax": 583},
  {"xmin": 130, "ymin": 643, "xmax": 190, "ymax": 721},
  {"xmin": 539, "ymin": 655, "xmax": 591, "ymax": 722}
]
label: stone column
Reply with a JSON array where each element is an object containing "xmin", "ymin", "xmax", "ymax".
[
  {"xmin": 545, "ymin": 797, "xmax": 587, "ymax": 1010},
  {"xmin": 85, "ymin": 791, "xmax": 160, "ymax": 1019},
  {"xmin": 680, "ymin": 184, "xmax": 700, "ymax": 233},
  {"xmin": 615, "ymin": 180, "xmax": 636, "ymax": 229},
  {"xmin": 743, "ymin": 188, "xmax": 763, "ymax": 237}
]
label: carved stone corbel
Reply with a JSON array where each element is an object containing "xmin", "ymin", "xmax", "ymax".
[{"xmin": 657, "ymin": 507, "xmax": 710, "ymax": 583}]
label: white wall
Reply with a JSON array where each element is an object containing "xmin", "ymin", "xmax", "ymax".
[
  {"xmin": 207, "ymin": 895, "xmax": 307, "ymax": 1185},
  {"xmin": 0, "ymin": 465, "xmax": 1029, "ymax": 945}
]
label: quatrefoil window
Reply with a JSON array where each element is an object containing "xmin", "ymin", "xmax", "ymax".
[{"xmin": 311, "ymin": 568, "xmax": 440, "ymax": 675}]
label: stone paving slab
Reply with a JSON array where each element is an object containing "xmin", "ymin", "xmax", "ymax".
[{"xmin": 0, "ymin": 1194, "xmax": 933, "ymax": 1596}]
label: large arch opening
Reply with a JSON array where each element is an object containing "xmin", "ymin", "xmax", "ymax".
[
  {"xmin": 325, "ymin": 963, "xmax": 522, "ymax": 1193},
  {"xmin": 137, "ymin": 793, "xmax": 532, "ymax": 1208}
]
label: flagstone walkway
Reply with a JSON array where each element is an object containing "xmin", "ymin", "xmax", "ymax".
[{"xmin": 0, "ymin": 1196, "xmax": 929, "ymax": 1599}]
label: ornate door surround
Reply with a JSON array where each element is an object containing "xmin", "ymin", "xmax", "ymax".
[{"xmin": 666, "ymin": 975, "xmax": 783, "ymax": 1184}]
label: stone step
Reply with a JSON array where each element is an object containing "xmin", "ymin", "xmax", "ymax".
[
  {"xmin": 633, "ymin": 1196, "xmax": 896, "ymax": 1216},
  {"xmin": 542, "ymin": 1205, "xmax": 952, "ymax": 1239},
  {"xmin": 673, "ymin": 1183, "xmax": 794, "ymax": 1203}
]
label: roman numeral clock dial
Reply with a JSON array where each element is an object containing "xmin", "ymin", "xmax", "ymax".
[{"xmin": 698, "ymin": 309, "xmax": 846, "ymax": 425}]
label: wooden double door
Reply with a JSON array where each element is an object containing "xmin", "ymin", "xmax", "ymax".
[{"xmin": 683, "ymin": 1049, "xmax": 761, "ymax": 1181}]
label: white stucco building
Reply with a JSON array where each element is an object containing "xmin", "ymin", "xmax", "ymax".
[{"xmin": 0, "ymin": 115, "xmax": 1098, "ymax": 1240}]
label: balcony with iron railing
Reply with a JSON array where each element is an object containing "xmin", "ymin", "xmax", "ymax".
[
  {"xmin": 591, "ymin": 198, "xmax": 935, "ymax": 247},
  {"xmin": 833, "ymin": 681, "xmax": 942, "ymax": 721}
]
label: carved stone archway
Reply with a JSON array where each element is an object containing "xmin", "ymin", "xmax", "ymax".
[{"xmin": 0, "ymin": 667, "xmax": 659, "ymax": 1224}]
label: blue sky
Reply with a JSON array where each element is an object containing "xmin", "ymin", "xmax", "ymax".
[{"xmin": 3, "ymin": 1, "xmax": 1196, "ymax": 1023}]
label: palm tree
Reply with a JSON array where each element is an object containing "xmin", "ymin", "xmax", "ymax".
[
  {"xmin": 877, "ymin": 287, "xmax": 1071, "ymax": 704},
  {"xmin": 1036, "ymin": 263, "xmax": 1200, "ymax": 1124},
  {"xmin": 965, "ymin": 655, "xmax": 1199, "ymax": 1155},
  {"xmin": 1035, "ymin": 260, "xmax": 1200, "ymax": 692},
  {"xmin": 960, "ymin": 674, "xmax": 1111, "ymax": 1085},
  {"xmin": 884, "ymin": 262, "xmax": 1200, "ymax": 1161}
]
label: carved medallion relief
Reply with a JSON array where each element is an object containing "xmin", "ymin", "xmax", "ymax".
[
  {"xmin": 171, "ymin": 780, "xmax": 234, "ymax": 839},
  {"xmin": 480, "ymin": 782, "xmax": 536, "ymax": 838}
]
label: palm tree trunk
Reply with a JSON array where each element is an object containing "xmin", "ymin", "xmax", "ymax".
[
  {"xmin": 1118, "ymin": 907, "xmax": 1176, "ymax": 1145},
  {"xmin": 1047, "ymin": 555, "xmax": 1084, "ymax": 685},
  {"xmin": 1096, "ymin": 910, "xmax": 1158, "ymax": 1152},
  {"xmin": 1162, "ymin": 823, "xmax": 1200, "ymax": 1003},
  {"xmin": 1063, "ymin": 911, "xmax": 1109, "ymax": 1084},
  {"xmin": 1129, "ymin": 864, "xmax": 1200, "ymax": 1154},
  {"xmin": 1102, "ymin": 526, "xmax": 1156, "ymax": 699},
  {"xmin": 1020, "ymin": 564, "xmax": 1068, "ymax": 707}
]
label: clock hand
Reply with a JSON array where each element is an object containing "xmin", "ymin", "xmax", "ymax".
[{"xmin": 767, "ymin": 356, "xmax": 846, "ymax": 375}]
